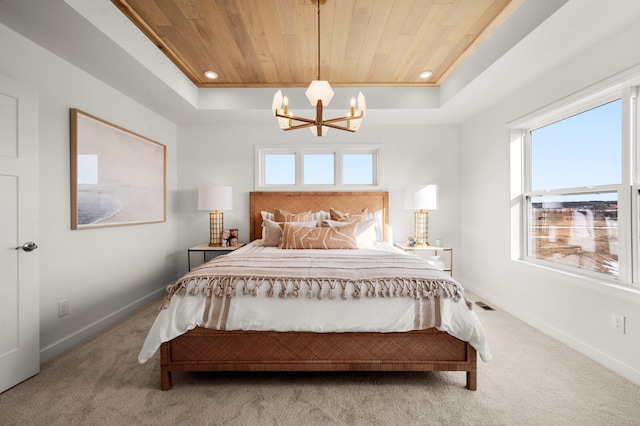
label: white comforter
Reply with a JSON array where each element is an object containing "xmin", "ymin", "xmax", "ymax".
[{"xmin": 138, "ymin": 242, "xmax": 491, "ymax": 363}]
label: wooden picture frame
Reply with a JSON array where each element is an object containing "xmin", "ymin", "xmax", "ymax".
[{"xmin": 70, "ymin": 109, "xmax": 166, "ymax": 229}]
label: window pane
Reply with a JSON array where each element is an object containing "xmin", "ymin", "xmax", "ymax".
[
  {"xmin": 265, "ymin": 154, "xmax": 295, "ymax": 185},
  {"xmin": 529, "ymin": 193, "xmax": 618, "ymax": 276},
  {"xmin": 530, "ymin": 99, "xmax": 621, "ymax": 190},
  {"xmin": 343, "ymin": 153, "xmax": 373, "ymax": 185},
  {"xmin": 304, "ymin": 154, "xmax": 334, "ymax": 184}
]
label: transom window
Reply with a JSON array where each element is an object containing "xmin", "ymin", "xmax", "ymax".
[{"xmin": 256, "ymin": 145, "xmax": 381, "ymax": 190}]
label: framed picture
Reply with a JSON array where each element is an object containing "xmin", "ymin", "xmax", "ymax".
[
  {"xmin": 222, "ymin": 229, "xmax": 239, "ymax": 247},
  {"xmin": 70, "ymin": 109, "xmax": 166, "ymax": 229}
]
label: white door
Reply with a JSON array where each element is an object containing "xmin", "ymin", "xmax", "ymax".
[{"xmin": 0, "ymin": 74, "xmax": 39, "ymax": 393}]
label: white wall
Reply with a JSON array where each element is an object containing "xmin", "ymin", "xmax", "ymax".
[
  {"xmin": 0, "ymin": 23, "xmax": 179, "ymax": 361},
  {"xmin": 177, "ymin": 117, "xmax": 461, "ymax": 276},
  {"xmin": 459, "ymin": 20, "xmax": 640, "ymax": 384}
]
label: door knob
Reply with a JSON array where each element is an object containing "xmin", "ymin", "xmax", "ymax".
[{"xmin": 16, "ymin": 242, "xmax": 38, "ymax": 252}]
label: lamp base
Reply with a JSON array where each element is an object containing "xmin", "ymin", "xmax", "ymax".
[
  {"xmin": 414, "ymin": 210, "xmax": 429, "ymax": 246},
  {"xmin": 209, "ymin": 211, "xmax": 224, "ymax": 246}
]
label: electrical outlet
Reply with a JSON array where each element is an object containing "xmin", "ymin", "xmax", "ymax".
[
  {"xmin": 611, "ymin": 313, "xmax": 625, "ymax": 334},
  {"xmin": 58, "ymin": 300, "xmax": 69, "ymax": 318}
]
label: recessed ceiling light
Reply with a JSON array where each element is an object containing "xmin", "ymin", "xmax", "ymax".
[
  {"xmin": 418, "ymin": 70, "xmax": 433, "ymax": 79},
  {"xmin": 204, "ymin": 71, "xmax": 218, "ymax": 79}
]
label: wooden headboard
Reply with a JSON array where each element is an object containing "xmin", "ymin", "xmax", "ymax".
[{"xmin": 249, "ymin": 191, "xmax": 389, "ymax": 242}]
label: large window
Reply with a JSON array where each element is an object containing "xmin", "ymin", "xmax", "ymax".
[
  {"xmin": 513, "ymin": 85, "xmax": 639, "ymax": 286},
  {"xmin": 527, "ymin": 100, "xmax": 622, "ymax": 277},
  {"xmin": 256, "ymin": 145, "xmax": 381, "ymax": 189}
]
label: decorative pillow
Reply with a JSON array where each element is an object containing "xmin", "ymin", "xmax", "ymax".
[
  {"xmin": 321, "ymin": 219, "xmax": 343, "ymax": 227},
  {"xmin": 261, "ymin": 210, "xmax": 275, "ymax": 222},
  {"xmin": 311, "ymin": 210, "xmax": 330, "ymax": 226},
  {"xmin": 367, "ymin": 210, "xmax": 385, "ymax": 242},
  {"xmin": 261, "ymin": 219, "xmax": 316, "ymax": 247},
  {"xmin": 264, "ymin": 210, "xmax": 327, "ymax": 225},
  {"xmin": 273, "ymin": 209, "xmax": 312, "ymax": 222},
  {"xmin": 279, "ymin": 222, "xmax": 359, "ymax": 249},
  {"xmin": 322, "ymin": 218, "xmax": 377, "ymax": 248},
  {"xmin": 329, "ymin": 207, "xmax": 368, "ymax": 222}
]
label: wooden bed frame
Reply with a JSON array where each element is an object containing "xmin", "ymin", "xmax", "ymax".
[{"xmin": 159, "ymin": 191, "xmax": 477, "ymax": 390}]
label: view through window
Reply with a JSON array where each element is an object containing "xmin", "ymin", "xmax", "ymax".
[
  {"xmin": 258, "ymin": 146, "xmax": 380, "ymax": 189},
  {"xmin": 527, "ymin": 99, "xmax": 621, "ymax": 277},
  {"xmin": 264, "ymin": 154, "xmax": 295, "ymax": 185}
]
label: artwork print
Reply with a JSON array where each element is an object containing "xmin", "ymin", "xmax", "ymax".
[{"xmin": 70, "ymin": 109, "xmax": 166, "ymax": 229}]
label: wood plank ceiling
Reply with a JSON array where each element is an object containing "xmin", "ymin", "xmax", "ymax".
[{"xmin": 111, "ymin": 0, "xmax": 521, "ymax": 88}]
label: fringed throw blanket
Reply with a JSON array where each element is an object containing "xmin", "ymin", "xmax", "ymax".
[
  {"xmin": 163, "ymin": 249, "xmax": 472, "ymax": 314},
  {"xmin": 137, "ymin": 246, "xmax": 492, "ymax": 364}
]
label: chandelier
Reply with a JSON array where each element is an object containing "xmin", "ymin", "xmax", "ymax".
[{"xmin": 272, "ymin": 0, "xmax": 366, "ymax": 137}]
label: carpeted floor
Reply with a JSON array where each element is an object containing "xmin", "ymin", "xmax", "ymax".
[{"xmin": 1, "ymin": 293, "xmax": 639, "ymax": 426}]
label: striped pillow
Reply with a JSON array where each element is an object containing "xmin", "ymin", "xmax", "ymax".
[
  {"xmin": 329, "ymin": 207, "xmax": 368, "ymax": 222},
  {"xmin": 279, "ymin": 222, "xmax": 358, "ymax": 249},
  {"xmin": 273, "ymin": 209, "xmax": 312, "ymax": 222}
]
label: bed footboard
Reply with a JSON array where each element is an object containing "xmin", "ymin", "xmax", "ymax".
[{"xmin": 159, "ymin": 327, "xmax": 477, "ymax": 391}]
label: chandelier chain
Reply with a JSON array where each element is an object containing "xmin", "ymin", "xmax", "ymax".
[
  {"xmin": 316, "ymin": 0, "xmax": 321, "ymax": 80},
  {"xmin": 272, "ymin": 0, "xmax": 365, "ymax": 136}
]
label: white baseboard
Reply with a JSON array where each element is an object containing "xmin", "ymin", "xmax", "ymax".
[
  {"xmin": 39, "ymin": 287, "xmax": 166, "ymax": 363},
  {"xmin": 459, "ymin": 279, "xmax": 640, "ymax": 387}
]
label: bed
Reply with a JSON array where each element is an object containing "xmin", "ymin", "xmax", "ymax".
[{"xmin": 140, "ymin": 191, "xmax": 490, "ymax": 391}]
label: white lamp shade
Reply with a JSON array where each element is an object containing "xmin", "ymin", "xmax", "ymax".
[
  {"xmin": 357, "ymin": 91, "xmax": 366, "ymax": 117},
  {"xmin": 198, "ymin": 185, "xmax": 233, "ymax": 211},
  {"xmin": 405, "ymin": 185, "xmax": 438, "ymax": 210},
  {"xmin": 414, "ymin": 185, "xmax": 438, "ymax": 210},
  {"xmin": 272, "ymin": 90, "xmax": 283, "ymax": 116},
  {"xmin": 305, "ymin": 80, "xmax": 334, "ymax": 106},
  {"xmin": 349, "ymin": 118, "xmax": 362, "ymax": 131},
  {"xmin": 277, "ymin": 115, "xmax": 291, "ymax": 129}
]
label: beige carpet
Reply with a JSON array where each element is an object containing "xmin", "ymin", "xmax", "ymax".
[{"xmin": 1, "ymin": 294, "xmax": 639, "ymax": 426}]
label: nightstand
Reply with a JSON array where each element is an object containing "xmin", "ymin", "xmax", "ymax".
[
  {"xmin": 188, "ymin": 243, "xmax": 244, "ymax": 270},
  {"xmin": 394, "ymin": 243, "xmax": 453, "ymax": 276}
]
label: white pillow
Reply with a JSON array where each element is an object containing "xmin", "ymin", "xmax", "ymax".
[
  {"xmin": 311, "ymin": 210, "xmax": 330, "ymax": 226},
  {"xmin": 367, "ymin": 210, "xmax": 384, "ymax": 242},
  {"xmin": 322, "ymin": 218, "xmax": 377, "ymax": 248},
  {"xmin": 355, "ymin": 220, "xmax": 378, "ymax": 248},
  {"xmin": 261, "ymin": 210, "xmax": 275, "ymax": 222},
  {"xmin": 263, "ymin": 210, "xmax": 328, "ymax": 227}
]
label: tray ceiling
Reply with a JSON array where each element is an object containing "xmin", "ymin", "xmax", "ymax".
[{"xmin": 111, "ymin": 0, "xmax": 521, "ymax": 88}]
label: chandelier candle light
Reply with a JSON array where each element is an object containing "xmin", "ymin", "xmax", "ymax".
[
  {"xmin": 411, "ymin": 185, "xmax": 438, "ymax": 246},
  {"xmin": 272, "ymin": 0, "xmax": 366, "ymax": 136},
  {"xmin": 198, "ymin": 185, "xmax": 233, "ymax": 247}
]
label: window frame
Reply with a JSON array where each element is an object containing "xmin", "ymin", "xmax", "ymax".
[
  {"xmin": 255, "ymin": 144, "xmax": 382, "ymax": 190},
  {"xmin": 511, "ymin": 83, "xmax": 640, "ymax": 289}
]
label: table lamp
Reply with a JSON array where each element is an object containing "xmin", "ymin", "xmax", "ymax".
[
  {"xmin": 198, "ymin": 185, "xmax": 233, "ymax": 246},
  {"xmin": 408, "ymin": 184, "xmax": 438, "ymax": 246}
]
